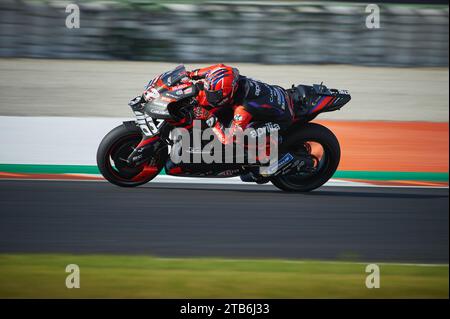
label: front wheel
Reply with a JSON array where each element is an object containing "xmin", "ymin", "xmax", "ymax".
[
  {"xmin": 270, "ymin": 123, "xmax": 341, "ymax": 192},
  {"xmin": 97, "ymin": 123, "xmax": 166, "ymax": 187}
]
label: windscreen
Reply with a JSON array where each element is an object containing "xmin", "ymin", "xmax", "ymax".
[{"xmin": 160, "ymin": 65, "xmax": 187, "ymax": 87}]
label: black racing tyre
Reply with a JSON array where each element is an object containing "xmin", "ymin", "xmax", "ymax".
[
  {"xmin": 270, "ymin": 122, "xmax": 340, "ymax": 192},
  {"xmin": 97, "ymin": 124, "xmax": 165, "ymax": 187}
]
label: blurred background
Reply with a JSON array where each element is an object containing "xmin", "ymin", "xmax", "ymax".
[
  {"xmin": 0, "ymin": 0, "xmax": 448, "ymax": 65},
  {"xmin": 0, "ymin": 0, "xmax": 448, "ymax": 120}
]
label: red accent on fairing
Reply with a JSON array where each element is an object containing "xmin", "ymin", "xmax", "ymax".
[
  {"xmin": 161, "ymin": 97, "xmax": 176, "ymax": 103},
  {"xmin": 193, "ymin": 64, "xmax": 229, "ymax": 79},
  {"xmin": 156, "ymin": 78, "xmax": 168, "ymax": 90},
  {"xmin": 136, "ymin": 136, "xmax": 159, "ymax": 148},
  {"xmin": 286, "ymin": 93, "xmax": 295, "ymax": 118},
  {"xmin": 170, "ymin": 117, "xmax": 187, "ymax": 124},
  {"xmin": 245, "ymin": 135, "xmax": 276, "ymax": 163},
  {"xmin": 193, "ymin": 64, "xmax": 238, "ymax": 108},
  {"xmin": 131, "ymin": 165, "xmax": 159, "ymax": 182}
]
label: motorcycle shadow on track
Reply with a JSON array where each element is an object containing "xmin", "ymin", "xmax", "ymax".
[
  {"xmin": 302, "ymin": 189, "xmax": 448, "ymax": 200},
  {"xmin": 140, "ymin": 184, "xmax": 448, "ymax": 199},
  {"xmin": 98, "ymin": 65, "xmax": 352, "ymax": 193}
]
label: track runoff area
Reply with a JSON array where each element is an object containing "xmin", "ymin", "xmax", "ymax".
[{"xmin": 0, "ymin": 116, "xmax": 448, "ymax": 298}]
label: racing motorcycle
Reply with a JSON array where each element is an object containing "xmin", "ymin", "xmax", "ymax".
[{"xmin": 97, "ymin": 65, "xmax": 351, "ymax": 192}]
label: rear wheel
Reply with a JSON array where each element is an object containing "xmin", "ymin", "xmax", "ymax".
[
  {"xmin": 96, "ymin": 124, "xmax": 166, "ymax": 187},
  {"xmin": 270, "ymin": 123, "xmax": 340, "ymax": 192}
]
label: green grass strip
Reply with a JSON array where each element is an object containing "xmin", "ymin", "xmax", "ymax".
[
  {"xmin": 334, "ymin": 171, "xmax": 449, "ymax": 182},
  {"xmin": 1, "ymin": 164, "xmax": 448, "ymax": 182},
  {"xmin": 0, "ymin": 254, "xmax": 447, "ymax": 298}
]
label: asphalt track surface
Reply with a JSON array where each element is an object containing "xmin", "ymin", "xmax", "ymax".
[
  {"xmin": 0, "ymin": 180, "xmax": 448, "ymax": 263},
  {"xmin": 1, "ymin": 59, "xmax": 448, "ymax": 121}
]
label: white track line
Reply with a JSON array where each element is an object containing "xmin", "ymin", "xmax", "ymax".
[{"xmin": 152, "ymin": 257, "xmax": 449, "ymax": 267}]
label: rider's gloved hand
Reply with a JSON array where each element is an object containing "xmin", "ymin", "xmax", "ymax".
[
  {"xmin": 205, "ymin": 115, "xmax": 217, "ymax": 128},
  {"xmin": 187, "ymin": 69, "xmax": 202, "ymax": 80}
]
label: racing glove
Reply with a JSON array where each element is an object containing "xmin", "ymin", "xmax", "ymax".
[{"xmin": 193, "ymin": 106, "xmax": 211, "ymax": 120}]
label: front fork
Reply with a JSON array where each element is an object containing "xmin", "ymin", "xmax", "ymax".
[{"xmin": 127, "ymin": 135, "xmax": 162, "ymax": 167}]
